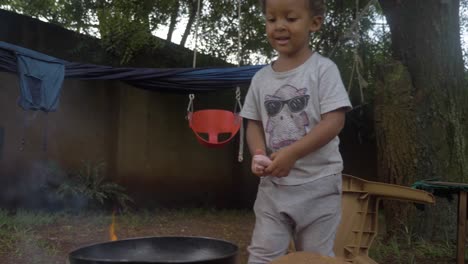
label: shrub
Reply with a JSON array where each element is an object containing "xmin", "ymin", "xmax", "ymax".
[{"xmin": 56, "ymin": 161, "xmax": 133, "ymax": 211}]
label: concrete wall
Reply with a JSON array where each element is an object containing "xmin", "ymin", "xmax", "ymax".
[
  {"xmin": 0, "ymin": 73, "xmax": 121, "ymax": 209},
  {"xmin": 0, "ymin": 9, "xmax": 258, "ymax": 209},
  {"xmin": 0, "ymin": 9, "xmax": 376, "ymax": 210},
  {"xmin": 0, "ymin": 70, "xmax": 256, "ymax": 209},
  {"xmin": 115, "ymin": 84, "xmax": 257, "ymax": 208}
]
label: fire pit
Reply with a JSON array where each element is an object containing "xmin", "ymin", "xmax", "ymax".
[{"xmin": 69, "ymin": 236, "xmax": 238, "ymax": 264}]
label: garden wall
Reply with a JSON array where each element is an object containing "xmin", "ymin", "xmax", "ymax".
[
  {"xmin": 0, "ymin": 9, "xmax": 376, "ymax": 210},
  {"xmin": 0, "ymin": 9, "xmax": 257, "ymax": 210}
]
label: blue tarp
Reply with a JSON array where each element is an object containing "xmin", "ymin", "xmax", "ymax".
[
  {"xmin": 17, "ymin": 52, "xmax": 65, "ymax": 112},
  {"xmin": 0, "ymin": 42, "xmax": 66, "ymax": 111},
  {"xmin": 0, "ymin": 41, "xmax": 264, "ymax": 93}
]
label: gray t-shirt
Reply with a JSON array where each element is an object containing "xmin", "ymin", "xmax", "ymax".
[{"xmin": 241, "ymin": 53, "xmax": 352, "ymax": 185}]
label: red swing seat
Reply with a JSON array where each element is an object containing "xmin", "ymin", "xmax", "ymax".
[{"xmin": 189, "ymin": 109, "xmax": 242, "ymax": 148}]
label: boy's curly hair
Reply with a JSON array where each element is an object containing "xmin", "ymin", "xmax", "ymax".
[{"xmin": 259, "ymin": 0, "xmax": 326, "ymax": 17}]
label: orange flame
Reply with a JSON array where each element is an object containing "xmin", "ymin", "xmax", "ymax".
[{"xmin": 109, "ymin": 211, "xmax": 118, "ymax": 241}]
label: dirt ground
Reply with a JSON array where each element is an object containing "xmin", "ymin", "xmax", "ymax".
[
  {"xmin": 2, "ymin": 210, "xmax": 255, "ymax": 264},
  {"xmin": 1, "ymin": 209, "xmax": 459, "ymax": 264}
]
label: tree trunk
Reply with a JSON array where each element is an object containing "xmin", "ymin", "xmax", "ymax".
[
  {"xmin": 377, "ymin": 0, "xmax": 468, "ymax": 239},
  {"xmin": 374, "ymin": 61, "xmax": 419, "ymax": 237},
  {"xmin": 166, "ymin": 1, "xmax": 180, "ymax": 42},
  {"xmin": 180, "ymin": 0, "xmax": 199, "ymax": 47}
]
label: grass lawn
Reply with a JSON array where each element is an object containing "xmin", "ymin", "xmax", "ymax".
[{"xmin": 0, "ymin": 209, "xmax": 460, "ymax": 263}]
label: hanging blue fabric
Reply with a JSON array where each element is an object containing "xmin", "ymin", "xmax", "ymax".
[
  {"xmin": 17, "ymin": 55, "xmax": 65, "ymax": 112},
  {"xmin": 0, "ymin": 41, "xmax": 65, "ymax": 112},
  {"xmin": 0, "ymin": 42, "xmax": 65, "ymax": 152},
  {"xmin": 15, "ymin": 51, "xmax": 64, "ymax": 153}
]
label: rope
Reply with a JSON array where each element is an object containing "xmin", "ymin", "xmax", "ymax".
[
  {"xmin": 236, "ymin": 86, "xmax": 244, "ymax": 162},
  {"xmin": 185, "ymin": 0, "xmax": 245, "ymax": 163},
  {"xmin": 339, "ymin": 0, "xmax": 374, "ymax": 107},
  {"xmin": 346, "ymin": 0, "xmax": 370, "ymax": 145},
  {"xmin": 353, "ymin": 0, "xmax": 367, "ymax": 106},
  {"xmin": 328, "ymin": 0, "xmax": 377, "ymax": 58},
  {"xmin": 186, "ymin": 93, "xmax": 195, "ymax": 120},
  {"xmin": 42, "ymin": 112, "xmax": 48, "ymax": 153},
  {"xmin": 187, "ymin": 0, "xmax": 202, "ymax": 119},
  {"xmin": 192, "ymin": 0, "xmax": 202, "ymax": 69},
  {"xmin": 236, "ymin": 0, "xmax": 244, "ymax": 162},
  {"xmin": 20, "ymin": 110, "xmax": 38, "ymax": 151},
  {"xmin": 354, "ymin": 52, "xmax": 367, "ymax": 104},
  {"xmin": 237, "ymin": 0, "xmax": 242, "ymax": 68}
]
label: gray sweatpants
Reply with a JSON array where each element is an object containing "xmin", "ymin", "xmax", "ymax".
[{"xmin": 247, "ymin": 174, "xmax": 342, "ymax": 264}]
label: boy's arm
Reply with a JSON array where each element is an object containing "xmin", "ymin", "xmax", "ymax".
[
  {"xmin": 245, "ymin": 119, "xmax": 270, "ymax": 176},
  {"xmin": 266, "ymin": 108, "xmax": 346, "ymax": 177},
  {"xmin": 246, "ymin": 119, "xmax": 267, "ymax": 155}
]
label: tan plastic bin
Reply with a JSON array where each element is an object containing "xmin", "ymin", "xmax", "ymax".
[
  {"xmin": 334, "ymin": 174, "xmax": 435, "ymax": 264},
  {"xmin": 283, "ymin": 174, "xmax": 435, "ymax": 264},
  {"xmin": 271, "ymin": 251, "xmax": 349, "ymax": 264}
]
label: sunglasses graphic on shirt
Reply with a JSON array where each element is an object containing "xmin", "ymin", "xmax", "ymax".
[{"xmin": 264, "ymin": 95, "xmax": 310, "ymax": 117}]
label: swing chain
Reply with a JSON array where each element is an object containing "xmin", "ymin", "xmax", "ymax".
[
  {"xmin": 188, "ymin": 0, "xmax": 200, "ymax": 121},
  {"xmin": 186, "ymin": 0, "xmax": 245, "ymax": 163},
  {"xmin": 234, "ymin": 86, "xmax": 243, "ymax": 113},
  {"xmin": 236, "ymin": 0, "xmax": 244, "ymax": 162},
  {"xmin": 186, "ymin": 93, "xmax": 195, "ymax": 120},
  {"xmin": 192, "ymin": 0, "xmax": 202, "ymax": 68}
]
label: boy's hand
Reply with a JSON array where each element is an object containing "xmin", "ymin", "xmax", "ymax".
[
  {"xmin": 251, "ymin": 149, "xmax": 272, "ymax": 177},
  {"xmin": 265, "ymin": 148, "xmax": 297, "ymax": 177}
]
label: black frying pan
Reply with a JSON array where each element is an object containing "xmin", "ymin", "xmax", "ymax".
[{"xmin": 69, "ymin": 236, "xmax": 238, "ymax": 264}]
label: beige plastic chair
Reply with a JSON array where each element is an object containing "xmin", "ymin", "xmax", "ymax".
[
  {"xmin": 282, "ymin": 174, "xmax": 435, "ymax": 264},
  {"xmin": 334, "ymin": 174, "xmax": 435, "ymax": 263},
  {"xmin": 271, "ymin": 251, "xmax": 349, "ymax": 264}
]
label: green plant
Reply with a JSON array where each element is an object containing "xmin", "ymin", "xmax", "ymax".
[
  {"xmin": 13, "ymin": 210, "xmax": 58, "ymax": 227},
  {"xmin": 0, "ymin": 210, "xmax": 15, "ymax": 254},
  {"xmin": 370, "ymin": 231, "xmax": 457, "ymax": 264},
  {"xmin": 57, "ymin": 161, "xmax": 133, "ymax": 211},
  {"xmin": 120, "ymin": 210, "xmax": 155, "ymax": 227}
]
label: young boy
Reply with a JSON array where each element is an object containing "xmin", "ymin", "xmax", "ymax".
[{"xmin": 240, "ymin": 0, "xmax": 352, "ymax": 263}]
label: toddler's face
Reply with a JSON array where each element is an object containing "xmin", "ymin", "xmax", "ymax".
[{"xmin": 264, "ymin": 0, "xmax": 322, "ymax": 58}]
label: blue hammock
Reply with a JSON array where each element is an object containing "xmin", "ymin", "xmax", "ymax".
[{"xmin": 0, "ymin": 41, "xmax": 264, "ymax": 98}]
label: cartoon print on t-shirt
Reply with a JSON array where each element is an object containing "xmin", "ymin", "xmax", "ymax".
[{"xmin": 264, "ymin": 84, "xmax": 310, "ymax": 151}]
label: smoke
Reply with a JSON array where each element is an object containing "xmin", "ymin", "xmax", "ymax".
[{"xmin": 0, "ymin": 160, "xmax": 88, "ymax": 212}]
